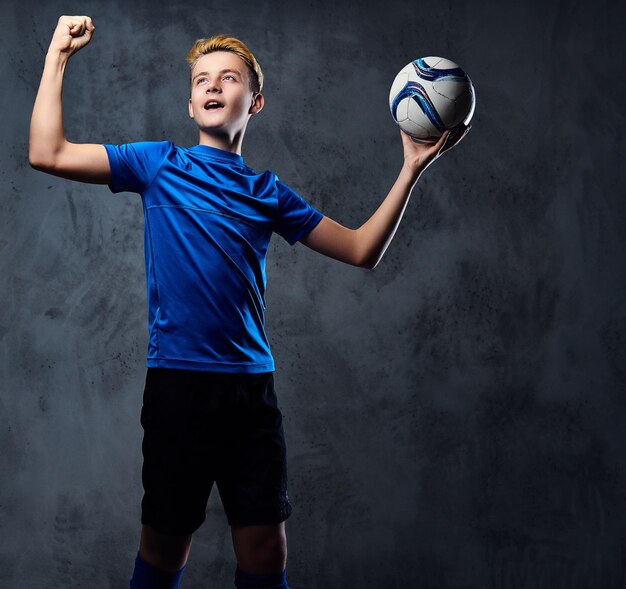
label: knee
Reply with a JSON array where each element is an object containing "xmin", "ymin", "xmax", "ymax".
[
  {"xmin": 258, "ymin": 529, "xmax": 287, "ymax": 568},
  {"xmin": 139, "ymin": 525, "xmax": 193, "ymax": 572},
  {"xmin": 232, "ymin": 524, "xmax": 287, "ymax": 574}
]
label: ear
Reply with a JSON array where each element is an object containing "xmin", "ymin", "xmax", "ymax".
[
  {"xmin": 188, "ymin": 97, "xmax": 194, "ymax": 119},
  {"xmin": 249, "ymin": 93, "xmax": 264, "ymax": 115}
]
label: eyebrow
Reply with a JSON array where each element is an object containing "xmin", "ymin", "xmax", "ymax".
[{"xmin": 192, "ymin": 69, "xmax": 242, "ymax": 82}]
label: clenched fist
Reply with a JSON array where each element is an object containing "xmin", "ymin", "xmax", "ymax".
[{"xmin": 48, "ymin": 15, "xmax": 95, "ymax": 57}]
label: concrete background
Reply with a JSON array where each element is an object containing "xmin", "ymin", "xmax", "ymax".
[{"xmin": 1, "ymin": 0, "xmax": 625, "ymax": 587}]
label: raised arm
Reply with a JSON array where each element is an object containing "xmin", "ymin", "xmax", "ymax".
[
  {"xmin": 300, "ymin": 125, "xmax": 470, "ymax": 269},
  {"xmin": 29, "ymin": 15, "xmax": 111, "ymax": 184}
]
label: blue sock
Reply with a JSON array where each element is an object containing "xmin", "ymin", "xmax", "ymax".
[
  {"xmin": 234, "ymin": 565, "xmax": 290, "ymax": 588},
  {"xmin": 129, "ymin": 551, "xmax": 186, "ymax": 589}
]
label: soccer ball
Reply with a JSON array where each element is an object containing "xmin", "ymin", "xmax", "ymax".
[{"xmin": 389, "ymin": 57, "xmax": 476, "ymax": 143}]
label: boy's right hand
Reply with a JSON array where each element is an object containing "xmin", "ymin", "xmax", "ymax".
[{"xmin": 48, "ymin": 15, "xmax": 95, "ymax": 57}]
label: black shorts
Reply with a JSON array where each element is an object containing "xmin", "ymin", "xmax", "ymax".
[{"xmin": 139, "ymin": 368, "xmax": 292, "ymax": 535}]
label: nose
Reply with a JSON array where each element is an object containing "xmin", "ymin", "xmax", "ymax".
[{"xmin": 205, "ymin": 78, "xmax": 221, "ymax": 93}]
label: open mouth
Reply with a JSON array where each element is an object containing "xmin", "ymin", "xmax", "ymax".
[{"xmin": 204, "ymin": 101, "xmax": 224, "ymax": 110}]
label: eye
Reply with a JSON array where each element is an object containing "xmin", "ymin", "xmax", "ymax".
[
  {"xmin": 224, "ymin": 74, "xmax": 236, "ymax": 81},
  {"xmin": 196, "ymin": 77, "xmax": 207, "ymax": 84}
]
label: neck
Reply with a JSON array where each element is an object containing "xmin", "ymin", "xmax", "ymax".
[{"xmin": 197, "ymin": 129, "xmax": 245, "ymax": 155}]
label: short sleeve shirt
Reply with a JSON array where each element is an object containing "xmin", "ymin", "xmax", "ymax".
[{"xmin": 103, "ymin": 141, "xmax": 323, "ymax": 373}]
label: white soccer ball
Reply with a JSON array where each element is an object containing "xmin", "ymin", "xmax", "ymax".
[{"xmin": 389, "ymin": 56, "xmax": 476, "ymax": 143}]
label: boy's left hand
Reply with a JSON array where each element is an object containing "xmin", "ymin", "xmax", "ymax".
[{"xmin": 401, "ymin": 123, "xmax": 471, "ymax": 178}]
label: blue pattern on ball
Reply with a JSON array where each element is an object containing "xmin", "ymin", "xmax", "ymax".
[
  {"xmin": 413, "ymin": 58, "xmax": 466, "ymax": 82},
  {"xmin": 390, "ymin": 81, "xmax": 446, "ymax": 133}
]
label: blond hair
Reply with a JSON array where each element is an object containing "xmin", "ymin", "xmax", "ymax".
[{"xmin": 186, "ymin": 34, "xmax": 264, "ymax": 94}]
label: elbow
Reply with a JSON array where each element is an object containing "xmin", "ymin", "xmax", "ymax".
[
  {"xmin": 357, "ymin": 254, "xmax": 380, "ymax": 270},
  {"xmin": 29, "ymin": 138, "xmax": 61, "ymax": 171},
  {"xmin": 352, "ymin": 231, "xmax": 382, "ymax": 270},
  {"xmin": 29, "ymin": 158, "xmax": 47, "ymax": 171},
  {"xmin": 353, "ymin": 246, "xmax": 381, "ymax": 269},
  {"xmin": 362, "ymin": 260, "xmax": 379, "ymax": 270},
  {"xmin": 29, "ymin": 155, "xmax": 58, "ymax": 173},
  {"xmin": 28, "ymin": 149, "xmax": 52, "ymax": 171}
]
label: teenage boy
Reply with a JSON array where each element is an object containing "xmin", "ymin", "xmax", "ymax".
[{"xmin": 29, "ymin": 15, "xmax": 470, "ymax": 589}]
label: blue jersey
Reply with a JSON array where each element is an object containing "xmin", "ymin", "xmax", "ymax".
[{"xmin": 103, "ymin": 141, "xmax": 323, "ymax": 373}]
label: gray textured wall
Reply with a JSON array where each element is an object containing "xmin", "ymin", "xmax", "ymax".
[{"xmin": 2, "ymin": 0, "xmax": 625, "ymax": 587}]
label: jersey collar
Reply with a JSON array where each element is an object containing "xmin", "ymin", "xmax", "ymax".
[{"xmin": 189, "ymin": 144, "xmax": 244, "ymax": 164}]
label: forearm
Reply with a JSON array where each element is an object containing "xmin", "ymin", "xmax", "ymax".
[
  {"xmin": 29, "ymin": 50, "xmax": 70, "ymax": 167},
  {"xmin": 355, "ymin": 163, "xmax": 421, "ymax": 269},
  {"xmin": 300, "ymin": 129, "xmax": 466, "ymax": 269},
  {"xmin": 299, "ymin": 163, "xmax": 423, "ymax": 269}
]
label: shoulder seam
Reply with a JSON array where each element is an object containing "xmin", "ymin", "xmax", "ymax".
[{"xmin": 143, "ymin": 141, "xmax": 173, "ymax": 194}]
